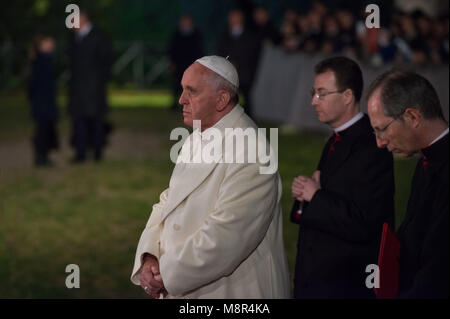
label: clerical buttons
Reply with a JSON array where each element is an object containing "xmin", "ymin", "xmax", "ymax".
[{"xmin": 173, "ymin": 224, "xmax": 180, "ymax": 231}]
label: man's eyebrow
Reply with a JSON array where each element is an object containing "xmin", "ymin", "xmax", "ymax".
[
  {"xmin": 184, "ymin": 85, "xmax": 196, "ymax": 92},
  {"xmin": 371, "ymin": 121, "xmax": 383, "ymax": 131},
  {"xmin": 373, "ymin": 125, "xmax": 383, "ymax": 131}
]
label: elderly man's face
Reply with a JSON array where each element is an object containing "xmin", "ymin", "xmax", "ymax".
[
  {"xmin": 367, "ymin": 89, "xmax": 416, "ymax": 157},
  {"xmin": 179, "ymin": 63, "xmax": 219, "ymax": 129}
]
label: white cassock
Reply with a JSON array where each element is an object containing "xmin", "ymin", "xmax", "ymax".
[{"xmin": 130, "ymin": 105, "xmax": 290, "ymax": 298}]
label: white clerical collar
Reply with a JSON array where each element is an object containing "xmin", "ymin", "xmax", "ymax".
[
  {"xmin": 77, "ymin": 23, "xmax": 92, "ymax": 39},
  {"xmin": 230, "ymin": 26, "xmax": 244, "ymax": 37},
  {"xmin": 429, "ymin": 127, "xmax": 449, "ymax": 146},
  {"xmin": 334, "ymin": 112, "xmax": 364, "ymax": 133}
]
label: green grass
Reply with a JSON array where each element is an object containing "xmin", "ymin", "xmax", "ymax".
[
  {"xmin": 109, "ymin": 90, "xmax": 174, "ymax": 108},
  {"xmin": 1, "ymin": 161, "xmax": 171, "ymax": 298},
  {"xmin": 0, "ymin": 91, "xmax": 417, "ymax": 298}
]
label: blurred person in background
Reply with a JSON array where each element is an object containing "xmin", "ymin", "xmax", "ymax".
[
  {"xmin": 302, "ymin": 10, "xmax": 323, "ymax": 54},
  {"xmin": 376, "ymin": 27, "xmax": 398, "ymax": 65},
  {"xmin": 251, "ymin": 6, "xmax": 280, "ymax": 47},
  {"xmin": 295, "ymin": 14, "xmax": 310, "ymax": 52},
  {"xmin": 336, "ymin": 8, "xmax": 358, "ymax": 58},
  {"xmin": 307, "ymin": 9, "xmax": 323, "ymax": 38},
  {"xmin": 390, "ymin": 12, "xmax": 414, "ymax": 64},
  {"xmin": 407, "ymin": 10, "xmax": 432, "ymax": 66},
  {"xmin": 167, "ymin": 14, "xmax": 204, "ymax": 111},
  {"xmin": 431, "ymin": 14, "xmax": 449, "ymax": 64},
  {"xmin": 279, "ymin": 8, "xmax": 301, "ymax": 53},
  {"xmin": 311, "ymin": 0, "xmax": 328, "ymax": 20},
  {"xmin": 321, "ymin": 15, "xmax": 341, "ymax": 55},
  {"xmin": 28, "ymin": 33, "xmax": 59, "ymax": 167},
  {"xmin": 218, "ymin": 9, "xmax": 260, "ymax": 119},
  {"xmin": 280, "ymin": 18, "xmax": 301, "ymax": 53},
  {"xmin": 394, "ymin": 12, "xmax": 419, "ymax": 64},
  {"xmin": 68, "ymin": 10, "xmax": 113, "ymax": 163},
  {"xmin": 413, "ymin": 10, "xmax": 448, "ymax": 65},
  {"xmin": 399, "ymin": 12, "xmax": 417, "ymax": 43},
  {"xmin": 283, "ymin": 8, "xmax": 299, "ymax": 26}
]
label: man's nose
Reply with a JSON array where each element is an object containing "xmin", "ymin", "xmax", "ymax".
[
  {"xmin": 376, "ymin": 135, "xmax": 388, "ymax": 149},
  {"xmin": 178, "ymin": 91, "xmax": 186, "ymax": 105},
  {"xmin": 311, "ymin": 95, "xmax": 320, "ymax": 107}
]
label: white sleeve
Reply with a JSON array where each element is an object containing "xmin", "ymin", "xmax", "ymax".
[{"xmin": 130, "ymin": 188, "xmax": 169, "ymax": 285}]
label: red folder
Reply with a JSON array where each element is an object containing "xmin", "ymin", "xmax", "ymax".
[{"xmin": 374, "ymin": 222, "xmax": 400, "ymax": 299}]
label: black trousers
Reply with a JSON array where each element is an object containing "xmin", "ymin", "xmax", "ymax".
[
  {"xmin": 72, "ymin": 116, "xmax": 105, "ymax": 161},
  {"xmin": 33, "ymin": 119, "xmax": 58, "ymax": 164}
]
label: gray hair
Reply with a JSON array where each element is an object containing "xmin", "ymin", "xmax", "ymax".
[
  {"xmin": 206, "ymin": 72, "xmax": 239, "ymax": 105},
  {"xmin": 367, "ymin": 69, "xmax": 444, "ymax": 120}
]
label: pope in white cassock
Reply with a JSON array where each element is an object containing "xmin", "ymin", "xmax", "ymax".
[{"xmin": 130, "ymin": 56, "xmax": 290, "ymax": 298}]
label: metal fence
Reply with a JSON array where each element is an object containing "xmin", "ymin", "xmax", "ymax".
[{"xmin": 0, "ymin": 41, "xmax": 170, "ymax": 92}]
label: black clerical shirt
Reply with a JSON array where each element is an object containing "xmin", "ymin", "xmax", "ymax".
[{"xmin": 397, "ymin": 133, "xmax": 449, "ymax": 298}]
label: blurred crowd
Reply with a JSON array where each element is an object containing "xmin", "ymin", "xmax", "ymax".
[
  {"xmin": 167, "ymin": 3, "xmax": 448, "ymax": 118},
  {"xmin": 276, "ymin": 3, "xmax": 449, "ymax": 66}
]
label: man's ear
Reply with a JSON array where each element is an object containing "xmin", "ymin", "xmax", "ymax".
[
  {"xmin": 342, "ymin": 89, "xmax": 354, "ymax": 105},
  {"xmin": 403, "ymin": 108, "xmax": 422, "ymax": 128},
  {"xmin": 216, "ymin": 90, "xmax": 230, "ymax": 112}
]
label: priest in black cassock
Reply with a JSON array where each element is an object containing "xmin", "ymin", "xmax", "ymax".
[
  {"xmin": 290, "ymin": 57, "xmax": 395, "ymax": 298},
  {"xmin": 367, "ymin": 70, "xmax": 449, "ymax": 299},
  {"xmin": 68, "ymin": 10, "xmax": 113, "ymax": 162}
]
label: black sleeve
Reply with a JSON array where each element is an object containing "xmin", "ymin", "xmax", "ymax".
[
  {"xmin": 400, "ymin": 178, "xmax": 449, "ymax": 298},
  {"xmin": 96, "ymin": 31, "xmax": 113, "ymax": 81},
  {"xmin": 300, "ymin": 143, "xmax": 395, "ymax": 243}
]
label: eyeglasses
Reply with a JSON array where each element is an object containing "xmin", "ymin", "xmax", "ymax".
[
  {"xmin": 310, "ymin": 89, "xmax": 344, "ymax": 100},
  {"xmin": 373, "ymin": 118, "xmax": 395, "ymax": 139}
]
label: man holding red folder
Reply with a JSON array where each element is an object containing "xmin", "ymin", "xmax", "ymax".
[{"xmin": 368, "ymin": 70, "xmax": 449, "ymax": 298}]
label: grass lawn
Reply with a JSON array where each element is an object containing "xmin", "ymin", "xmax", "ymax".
[{"xmin": 0, "ymin": 91, "xmax": 417, "ymax": 298}]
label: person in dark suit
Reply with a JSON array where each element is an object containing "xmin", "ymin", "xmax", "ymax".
[
  {"xmin": 167, "ymin": 14, "xmax": 204, "ymax": 111},
  {"xmin": 367, "ymin": 70, "xmax": 448, "ymax": 298},
  {"xmin": 68, "ymin": 11, "xmax": 113, "ymax": 163},
  {"xmin": 290, "ymin": 56, "xmax": 395, "ymax": 298},
  {"xmin": 217, "ymin": 9, "xmax": 260, "ymax": 119},
  {"xmin": 28, "ymin": 34, "xmax": 59, "ymax": 167}
]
